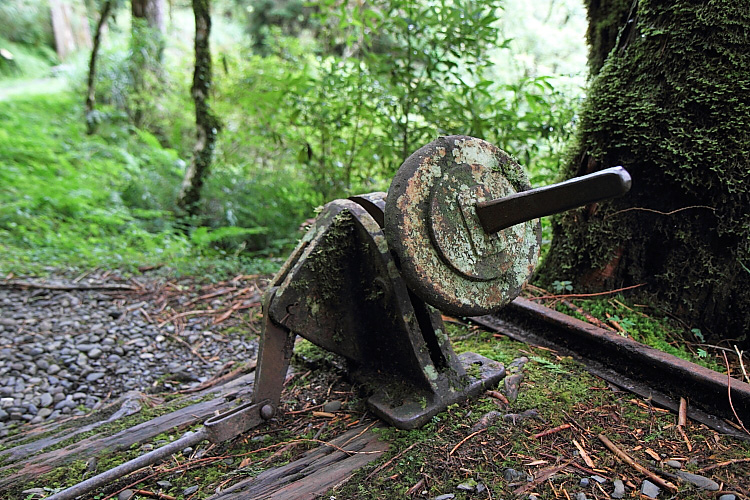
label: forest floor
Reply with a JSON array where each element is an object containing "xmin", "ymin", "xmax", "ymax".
[{"xmin": 1, "ymin": 272, "xmax": 748, "ymax": 500}]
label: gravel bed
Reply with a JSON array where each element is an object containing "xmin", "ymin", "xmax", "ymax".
[{"xmin": 0, "ymin": 275, "xmax": 260, "ymax": 436}]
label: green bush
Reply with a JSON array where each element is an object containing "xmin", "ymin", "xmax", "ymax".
[{"xmin": 0, "ymin": 0, "xmax": 55, "ymax": 48}]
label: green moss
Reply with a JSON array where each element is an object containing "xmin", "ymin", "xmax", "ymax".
[{"xmin": 538, "ymin": 0, "xmax": 750, "ymax": 346}]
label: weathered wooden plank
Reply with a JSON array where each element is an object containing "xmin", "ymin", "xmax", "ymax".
[
  {"xmin": 0, "ymin": 372, "xmax": 256, "ymax": 489},
  {"xmin": 209, "ymin": 424, "xmax": 388, "ymax": 500}
]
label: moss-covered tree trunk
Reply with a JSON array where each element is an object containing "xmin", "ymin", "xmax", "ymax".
[
  {"xmin": 176, "ymin": 0, "xmax": 219, "ymax": 217},
  {"xmin": 536, "ymin": 0, "xmax": 750, "ymax": 346}
]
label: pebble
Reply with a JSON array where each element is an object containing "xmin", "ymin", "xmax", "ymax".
[
  {"xmin": 183, "ymin": 485, "xmax": 199, "ymax": 495},
  {"xmin": 323, "ymin": 400, "xmax": 342, "ymax": 412},
  {"xmin": 640, "ymin": 479, "xmax": 660, "ymax": 498},
  {"xmin": 611, "ymin": 479, "xmax": 625, "ymax": 499},
  {"xmin": 665, "ymin": 459, "xmax": 682, "ymax": 469},
  {"xmin": 719, "ymin": 495, "xmax": 737, "ymax": 500},
  {"xmin": 432, "ymin": 495, "xmax": 455, "ymax": 500},
  {"xmin": 674, "ymin": 471, "xmax": 719, "ymax": 491},
  {"xmin": 579, "ymin": 477, "xmax": 590, "ymax": 487},
  {"xmin": 0, "ymin": 275, "xmax": 258, "ymax": 429},
  {"xmin": 503, "ymin": 468, "xmax": 524, "ymax": 482},
  {"xmin": 575, "ymin": 493, "xmax": 588, "ymax": 500},
  {"xmin": 118, "ymin": 490, "xmax": 135, "ymax": 500}
]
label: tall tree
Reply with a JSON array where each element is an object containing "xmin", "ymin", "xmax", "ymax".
[
  {"xmin": 130, "ymin": 0, "xmax": 166, "ymax": 125},
  {"xmin": 85, "ymin": 0, "xmax": 116, "ymax": 134},
  {"xmin": 536, "ymin": 0, "xmax": 750, "ymax": 345},
  {"xmin": 176, "ymin": 0, "xmax": 219, "ymax": 216}
]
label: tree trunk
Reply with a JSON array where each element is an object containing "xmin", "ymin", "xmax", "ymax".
[
  {"xmin": 176, "ymin": 0, "xmax": 219, "ymax": 216},
  {"xmin": 131, "ymin": 0, "xmax": 165, "ymax": 34},
  {"xmin": 85, "ymin": 0, "xmax": 115, "ymax": 135},
  {"xmin": 130, "ymin": 0, "xmax": 166, "ymax": 125},
  {"xmin": 583, "ymin": 0, "xmax": 634, "ymax": 76},
  {"xmin": 536, "ymin": 0, "xmax": 750, "ymax": 346}
]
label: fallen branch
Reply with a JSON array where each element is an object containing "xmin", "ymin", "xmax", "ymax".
[
  {"xmin": 597, "ymin": 434, "xmax": 678, "ymax": 492},
  {"xmin": 0, "ymin": 280, "xmax": 135, "ymax": 291}
]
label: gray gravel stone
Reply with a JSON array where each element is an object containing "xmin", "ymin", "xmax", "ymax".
[
  {"xmin": 183, "ymin": 485, "xmax": 199, "ymax": 495},
  {"xmin": 611, "ymin": 479, "xmax": 625, "ymax": 499},
  {"xmin": 674, "ymin": 471, "xmax": 720, "ymax": 491},
  {"xmin": 0, "ymin": 275, "xmax": 259, "ymax": 429},
  {"xmin": 118, "ymin": 489, "xmax": 135, "ymax": 500},
  {"xmin": 641, "ymin": 480, "xmax": 660, "ymax": 498}
]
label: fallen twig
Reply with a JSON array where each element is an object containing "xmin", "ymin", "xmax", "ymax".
[
  {"xmin": 722, "ymin": 351, "xmax": 750, "ymax": 436},
  {"xmin": 133, "ymin": 490, "xmax": 176, "ymax": 500},
  {"xmin": 697, "ymin": 457, "xmax": 750, "ymax": 473},
  {"xmin": 678, "ymin": 397, "xmax": 688, "ymax": 427},
  {"xmin": 572, "ymin": 439, "xmax": 595, "ymax": 468},
  {"xmin": 512, "ymin": 461, "xmax": 572, "ymax": 495},
  {"xmin": 177, "ymin": 361, "xmax": 256, "ymax": 394},
  {"xmin": 486, "ymin": 390, "xmax": 509, "ymax": 405},
  {"xmin": 533, "ymin": 423, "xmax": 572, "ymax": 439},
  {"xmin": 365, "ymin": 442, "xmax": 419, "ymax": 480},
  {"xmin": 527, "ymin": 283, "xmax": 645, "ymax": 302},
  {"xmin": 449, "ymin": 428, "xmax": 486, "ymax": 456},
  {"xmin": 597, "ymin": 434, "xmax": 678, "ymax": 492},
  {"xmin": 735, "ymin": 345, "xmax": 749, "ymax": 385},
  {"xmin": 559, "ymin": 299, "xmax": 617, "ymax": 332}
]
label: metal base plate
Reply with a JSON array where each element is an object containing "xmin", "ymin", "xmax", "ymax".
[{"xmin": 366, "ymin": 352, "xmax": 506, "ymax": 429}]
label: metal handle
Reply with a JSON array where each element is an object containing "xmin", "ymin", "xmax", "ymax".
[{"xmin": 476, "ymin": 167, "xmax": 632, "ymax": 234}]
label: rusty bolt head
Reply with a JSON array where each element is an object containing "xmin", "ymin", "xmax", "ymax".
[{"xmin": 260, "ymin": 404, "xmax": 275, "ymax": 420}]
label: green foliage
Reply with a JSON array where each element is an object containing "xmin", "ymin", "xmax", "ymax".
[
  {"xmin": 217, "ymin": 0, "xmax": 577, "ymax": 207},
  {"xmin": 0, "ymin": 0, "xmax": 55, "ymax": 48},
  {"xmin": 0, "ymin": 36, "xmax": 58, "ymax": 80},
  {"xmin": 555, "ymin": 296, "xmax": 725, "ymax": 372},
  {"xmin": 0, "ymin": 93, "xmax": 192, "ymax": 273}
]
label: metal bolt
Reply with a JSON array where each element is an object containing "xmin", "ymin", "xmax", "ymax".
[{"xmin": 260, "ymin": 404, "xmax": 275, "ymax": 420}]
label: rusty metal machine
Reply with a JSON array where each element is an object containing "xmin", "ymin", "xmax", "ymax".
[
  {"xmin": 255, "ymin": 135, "xmax": 630, "ymax": 429},
  {"xmin": 49, "ymin": 136, "xmax": 630, "ymax": 500}
]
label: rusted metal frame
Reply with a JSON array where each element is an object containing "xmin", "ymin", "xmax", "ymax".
[
  {"xmin": 266, "ymin": 196, "xmax": 505, "ymax": 428},
  {"xmin": 473, "ymin": 297, "xmax": 750, "ymax": 439}
]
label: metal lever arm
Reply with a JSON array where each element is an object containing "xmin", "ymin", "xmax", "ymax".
[{"xmin": 476, "ymin": 167, "xmax": 632, "ymax": 234}]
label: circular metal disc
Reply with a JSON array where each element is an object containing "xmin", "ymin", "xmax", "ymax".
[{"xmin": 385, "ymin": 136, "xmax": 541, "ymax": 316}]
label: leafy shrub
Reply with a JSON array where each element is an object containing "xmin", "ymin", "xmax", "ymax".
[{"xmin": 0, "ymin": 0, "xmax": 55, "ymax": 48}]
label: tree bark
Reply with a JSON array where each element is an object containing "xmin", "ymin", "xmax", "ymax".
[
  {"xmin": 130, "ymin": 0, "xmax": 166, "ymax": 125},
  {"xmin": 176, "ymin": 0, "xmax": 219, "ymax": 216},
  {"xmin": 583, "ymin": 0, "xmax": 635, "ymax": 76},
  {"xmin": 536, "ymin": 0, "xmax": 750, "ymax": 345},
  {"xmin": 85, "ymin": 0, "xmax": 115, "ymax": 135}
]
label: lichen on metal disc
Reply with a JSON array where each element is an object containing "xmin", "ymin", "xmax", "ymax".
[{"xmin": 385, "ymin": 136, "xmax": 541, "ymax": 316}]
